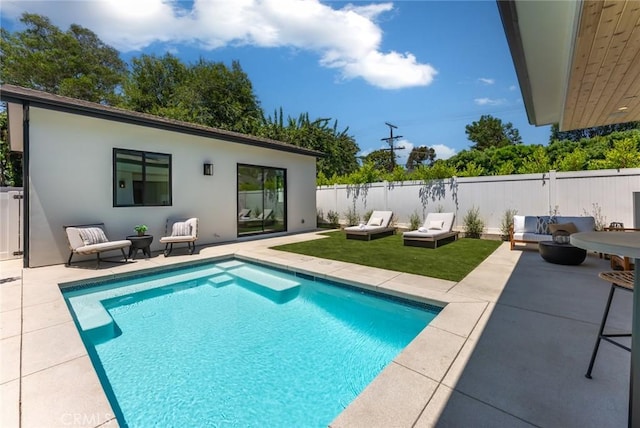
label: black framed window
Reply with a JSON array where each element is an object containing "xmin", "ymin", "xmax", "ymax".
[
  {"xmin": 113, "ymin": 148, "xmax": 171, "ymax": 207},
  {"xmin": 238, "ymin": 164, "xmax": 286, "ymax": 236}
]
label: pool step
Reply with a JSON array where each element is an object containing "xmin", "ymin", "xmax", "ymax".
[
  {"xmin": 217, "ymin": 260, "xmax": 245, "ymax": 270},
  {"xmin": 229, "ymin": 266, "xmax": 300, "ymax": 304},
  {"xmin": 68, "ymin": 266, "xmax": 225, "ymax": 343},
  {"xmin": 207, "ymin": 274, "xmax": 234, "ymax": 288}
]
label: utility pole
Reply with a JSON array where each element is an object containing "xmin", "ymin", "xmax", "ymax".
[{"xmin": 381, "ymin": 122, "xmax": 405, "ymax": 171}]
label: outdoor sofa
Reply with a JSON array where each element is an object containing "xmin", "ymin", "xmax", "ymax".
[
  {"xmin": 64, "ymin": 223, "xmax": 131, "ymax": 268},
  {"xmin": 344, "ymin": 210, "xmax": 395, "ymax": 241},
  {"xmin": 509, "ymin": 215, "xmax": 595, "ymax": 250},
  {"xmin": 403, "ymin": 212, "xmax": 458, "ymax": 248}
]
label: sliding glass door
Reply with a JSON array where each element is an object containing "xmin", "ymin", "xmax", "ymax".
[{"xmin": 237, "ymin": 164, "xmax": 286, "ymax": 236}]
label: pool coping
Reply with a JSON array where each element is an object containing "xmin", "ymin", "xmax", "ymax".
[{"xmin": 2, "ymin": 231, "xmax": 521, "ymax": 427}]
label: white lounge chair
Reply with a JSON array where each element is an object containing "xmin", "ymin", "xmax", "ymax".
[
  {"xmin": 238, "ymin": 208, "xmax": 251, "ymax": 219},
  {"xmin": 159, "ymin": 217, "xmax": 198, "ymax": 256},
  {"xmin": 344, "ymin": 210, "xmax": 395, "ymax": 241},
  {"xmin": 64, "ymin": 223, "xmax": 132, "ymax": 268},
  {"xmin": 403, "ymin": 212, "xmax": 458, "ymax": 248},
  {"xmin": 238, "ymin": 208, "xmax": 274, "ymax": 226}
]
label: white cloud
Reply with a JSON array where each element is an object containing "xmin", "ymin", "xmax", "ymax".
[
  {"xmin": 509, "ymin": 85, "xmax": 517, "ymax": 91},
  {"xmin": 2, "ymin": 0, "xmax": 437, "ymax": 89},
  {"xmin": 432, "ymin": 144, "xmax": 456, "ymax": 160},
  {"xmin": 478, "ymin": 77, "xmax": 495, "ymax": 85},
  {"xmin": 474, "ymin": 97, "xmax": 507, "ymax": 106},
  {"xmin": 393, "ymin": 139, "xmax": 412, "ymax": 167}
]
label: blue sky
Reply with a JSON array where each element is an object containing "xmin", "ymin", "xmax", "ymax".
[{"xmin": 1, "ymin": 0, "xmax": 552, "ymax": 165}]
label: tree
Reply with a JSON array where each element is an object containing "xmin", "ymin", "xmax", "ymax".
[
  {"xmin": 121, "ymin": 53, "xmax": 189, "ymax": 117},
  {"xmin": 0, "ymin": 111, "xmax": 22, "ymax": 187},
  {"xmin": 1, "ymin": 13, "xmax": 126, "ymax": 104},
  {"xmin": 405, "ymin": 146, "xmax": 436, "ymax": 170},
  {"xmin": 465, "ymin": 115, "xmax": 522, "ymax": 150},
  {"xmin": 364, "ymin": 149, "xmax": 395, "ymax": 173},
  {"xmin": 259, "ymin": 110, "xmax": 359, "ymax": 178},
  {"xmin": 122, "ymin": 56, "xmax": 263, "ymax": 134},
  {"xmin": 554, "ymin": 147, "xmax": 588, "ymax": 171},
  {"xmin": 518, "ymin": 146, "xmax": 551, "ymax": 174},
  {"xmin": 549, "ymin": 121, "xmax": 640, "ymax": 143},
  {"xmin": 588, "ymin": 137, "xmax": 640, "ymax": 170}
]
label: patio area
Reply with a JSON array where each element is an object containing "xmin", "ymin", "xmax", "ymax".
[{"xmin": 0, "ymin": 231, "xmax": 631, "ymax": 427}]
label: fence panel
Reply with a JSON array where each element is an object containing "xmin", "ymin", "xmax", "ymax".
[
  {"xmin": 316, "ymin": 168, "xmax": 640, "ymax": 234},
  {"xmin": 0, "ymin": 188, "xmax": 23, "ymax": 260}
]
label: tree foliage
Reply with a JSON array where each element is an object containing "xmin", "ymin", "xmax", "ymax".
[
  {"xmin": 121, "ymin": 55, "xmax": 263, "ymax": 134},
  {"xmin": 0, "ymin": 111, "xmax": 22, "ymax": 187},
  {"xmin": 406, "ymin": 146, "xmax": 436, "ymax": 170},
  {"xmin": 120, "ymin": 53, "xmax": 189, "ymax": 117},
  {"xmin": 258, "ymin": 110, "xmax": 360, "ymax": 178},
  {"xmin": 465, "ymin": 114, "xmax": 522, "ymax": 151},
  {"xmin": 0, "ymin": 13, "xmax": 126, "ymax": 104},
  {"xmin": 549, "ymin": 121, "xmax": 640, "ymax": 142},
  {"xmin": 319, "ymin": 129, "xmax": 640, "ymax": 185},
  {"xmin": 364, "ymin": 149, "xmax": 394, "ymax": 173}
]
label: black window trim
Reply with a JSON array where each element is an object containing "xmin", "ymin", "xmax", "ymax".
[
  {"xmin": 113, "ymin": 148, "xmax": 173, "ymax": 207},
  {"xmin": 237, "ymin": 163, "xmax": 287, "ymax": 237}
]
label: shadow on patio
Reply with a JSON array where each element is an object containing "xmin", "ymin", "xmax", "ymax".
[{"xmin": 431, "ymin": 249, "xmax": 630, "ymax": 427}]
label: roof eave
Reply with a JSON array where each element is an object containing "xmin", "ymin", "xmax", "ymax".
[{"xmin": 0, "ymin": 84, "xmax": 325, "ymax": 158}]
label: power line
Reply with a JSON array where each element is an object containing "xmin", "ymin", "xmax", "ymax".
[{"xmin": 380, "ymin": 122, "xmax": 405, "ymax": 170}]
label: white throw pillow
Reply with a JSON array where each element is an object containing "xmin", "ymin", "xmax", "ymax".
[
  {"xmin": 368, "ymin": 217, "xmax": 383, "ymax": 226},
  {"xmin": 428, "ymin": 220, "xmax": 444, "ymax": 230},
  {"xmin": 418, "ymin": 227, "xmax": 428, "ymax": 232},
  {"xmin": 171, "ymin": 221, "xmax": 192, "ymax": 237},
  {"xmin": 78, "ymin": 227, "xmax": 108, "ymax": 246}
]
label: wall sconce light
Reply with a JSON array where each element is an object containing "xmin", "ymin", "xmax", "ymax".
[
  {"xmin": 203, "ymin": 163, "xmax": 214, "ymax": 176},
  {"xmin": 118, "ymin": 180, "xmax": 126, "ymax": 188}
]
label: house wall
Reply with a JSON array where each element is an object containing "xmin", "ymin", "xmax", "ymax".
[
  {"xmin": 28, "ymin": 107, "xmax": 317, "ymax": 267},
  {"xmin": 317, "ymin": 169, "xmax": 640, "ymax": 233}
]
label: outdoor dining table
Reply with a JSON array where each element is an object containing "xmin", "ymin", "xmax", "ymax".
[{"xmin": 571, "ymin": 231, "xmax": 640, "ymax": 428}]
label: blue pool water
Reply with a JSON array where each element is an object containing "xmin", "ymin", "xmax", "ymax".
[{"xmin": 63, "ymin": 259, "xmax": 440, "ymax": 427}]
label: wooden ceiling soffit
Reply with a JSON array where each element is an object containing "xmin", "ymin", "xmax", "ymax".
[{"xmin": 562, "ymin": 0, "xmax": 640, "ymax": 131}]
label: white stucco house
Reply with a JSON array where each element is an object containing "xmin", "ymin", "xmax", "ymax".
[{"xmin": 1, "ymin": 84, "xmax": 322, "ymax": 268}]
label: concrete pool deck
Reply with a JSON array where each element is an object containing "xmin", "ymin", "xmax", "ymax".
[{"xmin": 1, "ymin": 231, "xmax": 631, "ymax": 427}]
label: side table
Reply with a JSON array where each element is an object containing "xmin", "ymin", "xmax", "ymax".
[
  {"xmin": 538, "ymin": 241, "xmax": 587, "ymax": 265},
  {"xmin": 126, "ymin": 234, "xmax": 153, "ymax": 259}
]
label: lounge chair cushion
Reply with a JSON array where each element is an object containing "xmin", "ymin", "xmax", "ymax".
[
  {"xmin": 78, "ymin": 227, "xmax": 108, "ymax": 246},
  {"xmin": 403, "ymin": 212, "xmax": 455, "ymax": 238},
  {"xmin": 344, "ymin": 211, "xmax": 394, "ymax": 233}
]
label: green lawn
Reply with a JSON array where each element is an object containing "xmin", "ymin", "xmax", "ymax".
[{"xmin": 271, "ymin": 231, "xmax": 502, "ymax": 282}]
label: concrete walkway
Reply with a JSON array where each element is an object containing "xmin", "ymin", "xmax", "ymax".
[{"xmin": 0, "ymin": 232, "xmax": 631, "ymax": 427}]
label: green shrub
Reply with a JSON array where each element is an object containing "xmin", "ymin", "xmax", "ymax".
[
  {"xmin": 363, "ymin": 209, "xmax": 373, "ymax": 223},
  {"xmin": 345, "ymin": 207, "xmax": 360, "ymax": 226},
  {"xmin": 500, "ymin": 208, "xmax": 518, "ymax": 241},
  {"xmin": 409, "ymin": 211, "xmax": 422, "ymax": 230},
  {"xmin": 463, "ymin": 206, "xmax": 484, "ymax": 238},
  {"xmin": 327, "ymin": 210, "xmax": 340, "ymax": 228},
  {"xmin": 583, "ymin": 202, "xmax": 607, "ymax": 231}
]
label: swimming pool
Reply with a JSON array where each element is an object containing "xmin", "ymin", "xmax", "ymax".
[{"xmin": 63, "ymin": 258, "xmax": 440, "ymax": 427}]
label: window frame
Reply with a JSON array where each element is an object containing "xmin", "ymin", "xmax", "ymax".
[
  {"xmin": 113, "ymin": 148, "xmax": 172, "ymax": 207},
  {"xmin": 237, "ymin": 163, "xmax": 287, "ymax": 237}
]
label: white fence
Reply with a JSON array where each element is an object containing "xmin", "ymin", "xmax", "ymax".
[
  {"xmin": 0, "ymin": 188, "xmax": 23, "ymax": 260},
  {"xmin": 316, "ymin": 168, "xmax": 640, "ymax": 234}
]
